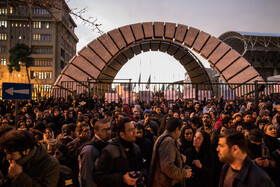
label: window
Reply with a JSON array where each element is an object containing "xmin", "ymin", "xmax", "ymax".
[
  {"xmin": 0, "ymin": 58, "xmax": 6, "ymax": 65},
  {"xmin": 33, "ymin": 21, "xmax": 41, "ymax": 28},
  {"xmin": 33, "ymin": 34, "xmax": 51, "ymax": 41},
  {"xmin": 34, "ymin": 59, "xmax": 52, "ymax": 66},
  {"xmin": 32, "ymin": 7, "xmax": 49, "ymax": 15},
  {"xmin": 0, "ymin": 8, "xmax": 7, "ymax": 15},
  {"xmin": 0, "ymin": 21, "xmax": 7, "ymax": 28},
  {"xmin": 9, "ymin": 7, "xmax": 13, "ymax": 14},
  {"xmin": 0, "ymin": 46, "xmax": 6, "ymax": 53},
  {"xmin": 32, "ymin": 47, "xmax": 53, "ymax": 54},
  {"xmin": 0, "ymin": 33, "xmax": 6, "ymax": 40}
]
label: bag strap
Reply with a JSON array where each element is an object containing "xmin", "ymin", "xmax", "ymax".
[{"xmin": 147, "ymin": 134, "xmax": 172, "ymax": 187}]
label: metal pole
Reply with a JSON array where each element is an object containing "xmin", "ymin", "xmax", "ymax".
[
  {"xmin": 15, "ymin": 100, "xmax": 18, "ymax": 127},
  {"xmin": 255, "ymin": 80, "xmax": 259, "ymax": 105},
  {"xmin": 87, "ymin": 78, "xmax": 91, "ymax": 111},
  {"xmin": 128, "ymin": 79, "xmax": 131, "ymax": 105}
]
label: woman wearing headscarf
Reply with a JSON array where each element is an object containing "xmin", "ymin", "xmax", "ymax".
[
  {"xmin": 179, "ymin": 126, "xmax": 194, "ymax": 154},
  {"xmin": 184, "ymin": 130, "xmax": 214, "ymax": 187}
]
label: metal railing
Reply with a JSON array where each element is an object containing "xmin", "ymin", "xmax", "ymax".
[{"xmin": 1, "ymin": 80, "xmax": 280, "ymax": 105}]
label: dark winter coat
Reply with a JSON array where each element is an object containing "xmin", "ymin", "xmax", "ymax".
[
  {"xmin": 219, "ymin": 156, "xmax": 275, "ymax": 187},
  {"xmin": 94, "ymin": 137, "xmax": 142, "ymax": 187}
]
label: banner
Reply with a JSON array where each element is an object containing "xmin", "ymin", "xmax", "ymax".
[
  {"xmin": 165, "ymin": 90, "xmax": 179, "ymax": 101},
  {"xmin": 121, "ymin": 91, "xmax": 137, "ymax": 104},
  {"xmin": 139, "ymin": 91, "xmax": 153, "ymax": 101},
  {"xmin": 105, "ymin": 93, "xmax": 119, "ymax": 103}
]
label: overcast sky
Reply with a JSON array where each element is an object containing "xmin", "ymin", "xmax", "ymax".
[{"xmin": 68, "ymin": 0, "xmax": 280, "ymax": 82}]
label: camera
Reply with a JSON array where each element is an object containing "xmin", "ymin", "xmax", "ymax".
[{"xmin": 130, "ymin": 171, "xmax": 144, "ymax": 187}]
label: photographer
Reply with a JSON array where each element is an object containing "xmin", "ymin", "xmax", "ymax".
[{"xmin": 94, "ymin": 117, "xmax": 144, "ymax": 187}]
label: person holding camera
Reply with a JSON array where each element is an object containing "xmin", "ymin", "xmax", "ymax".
[
  {"xmin": 148, "ymin": 117, "xmax": 192, "ymax": 187},
  {"xmin": 94, "ymin": 117, "xmax": 144, "ymax": 187}
]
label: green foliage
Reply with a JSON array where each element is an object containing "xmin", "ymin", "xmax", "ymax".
[{"xmin": 8, "ymin": 43, "xmax": 34, "ymax": 73}]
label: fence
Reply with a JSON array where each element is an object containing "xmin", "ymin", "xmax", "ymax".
[{"xmin": 1, "ymin": 81, "xmax": 280, "ymax": 105}]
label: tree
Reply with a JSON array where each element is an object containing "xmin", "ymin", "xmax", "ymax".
[{"xmin": 8, "ymin": 43, "xmax": 34, "ymax": 83}]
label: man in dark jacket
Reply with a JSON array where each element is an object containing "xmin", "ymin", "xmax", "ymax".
[
  {"xmin": 79, "ymin": 119, "xmax": 112, "ymax": 187},
  {"xmin": 94, "ymin": 117, "xmax": 143, "ymax": 187},
  {"xmin": 0, "ymin": 129, "xmax": 60, "ymax": 187},
  {"xmin": 217, "ymin": 129, "xmax": 275, "ymax": 187}
]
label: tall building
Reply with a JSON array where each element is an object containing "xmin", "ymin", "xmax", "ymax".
[{"xmin": 0, "ymin": 0, "xmax": 78, "ymax": 95}]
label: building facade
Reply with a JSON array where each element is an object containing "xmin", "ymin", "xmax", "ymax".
[{"xmin": 0, "ymin": 0, "xmax": 78, "ymax": 96}]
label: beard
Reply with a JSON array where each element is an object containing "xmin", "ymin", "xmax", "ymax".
[{"xmin": 218, "ymin": 151, "xmax": 234, "ymax": 164}]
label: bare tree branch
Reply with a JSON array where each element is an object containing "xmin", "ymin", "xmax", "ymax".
[{"xmin": 9, "ymin": 0, "xmax": 103, "ymax": 34}]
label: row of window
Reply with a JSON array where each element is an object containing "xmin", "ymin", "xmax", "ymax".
[
  {"xmin": 0, "ymin": 7, "xmax": 48, "ymax": 15},
  {"xmin": 0, "ymin": 58, "xmax": 52, "ymax": 66},
  {"xmin": 0, "ymin": 21, "xmax": 49, "ymax": 29},
  {"xmin": 33, "ymin": 21, "xmax": 50, "ymax": 29},
  {"xmin": 32, "ymin": 47, "xmax": 53, "ymax": 54},
  {"xmin": 11, "ymin": 22, "xmax": 29, "ymax": 27},
  {"xmin": 31, "ymin": 72, "xmax": 52, "ymax": 79},
  {"xmin": 34, "ymin": 59, "xmax": 52, "ymax": 66},
  {"xmin": 32, "ymin": 8, "xmax": 49, "ymax": 15},
  {"xmin": 33, "ymin": 34, "xmax": 51, "ymax": 41}
]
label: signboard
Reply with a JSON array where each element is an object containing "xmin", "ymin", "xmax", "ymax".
[{"xmin": 2, "ymin": 83, "xmax": 32, "ymax": 100}]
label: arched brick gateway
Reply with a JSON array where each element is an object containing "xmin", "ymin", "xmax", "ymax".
[{"xmin": 54, "ymin": 22, "xmax": 264, "ymax": 91}]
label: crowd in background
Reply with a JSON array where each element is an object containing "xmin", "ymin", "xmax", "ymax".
[{"xmin": 0, "ymin": 92, "xmax": 279, "ymax": 186}]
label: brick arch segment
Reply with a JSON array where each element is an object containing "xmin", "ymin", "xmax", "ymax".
[{"xmin": 54, "ymin": 22, "xmax": 264, "ymax": 90}]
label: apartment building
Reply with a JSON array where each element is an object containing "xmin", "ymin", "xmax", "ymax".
[{"xmin": 0, "ymin": 0, "xmax": 78, "ymax": 94}]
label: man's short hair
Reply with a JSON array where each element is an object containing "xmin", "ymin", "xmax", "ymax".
[
  {"xmin": 116, "ymin": 117, "xmax": 131, "ymax": 136},
  {"xmin": 222, "ymin": 116, "xmax": 232, "ymax": 125},
  {"xmin": 94, "ymin": 119, "xmax": 109, "ymax": 131},
  {"xmin": 203, "ymin": 113, "xmax": 212, "ymax": 119},
  {"xmin": 219, "ymin": 129, "xmax": 247, "ymax": 153},
  {"xmin": 189, "ymin": 116, "xmax": 201, "ymax": 124},
  {"xmin": 243, "ymin": 111, "xmax": 252, "ymax": 118},
  {"xmin": 76, "ymin": 123, "xmax": 89, "ymax": 134},
  {"xmin": 166, "ymin": 117, "xmax": 183, "ymax": 132},
  {"xmin": 0, "ymin": 130, "xmax": 37, "ymax": 153}
]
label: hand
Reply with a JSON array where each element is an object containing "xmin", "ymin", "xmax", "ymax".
[
  {"xmin": 8, "ymin": 160, "xmax": 22, "ymax": 178},
  {"xmin": 185, "ymin": 168, "xmax": 192, "ymax": 178},
  {"xmin": 262, "ymin": 159, "xmax": 269, "ymax": 167},
  {"xmin": 254, "ymin": 158, "xmax": 264, "ymax": 167},
  {"xmin": 122, "ymin": 172, "xmax": 138, "ymax": 186},
  {"xmin": 192, "ymin": 159, "xmax": 202, "ymax": 168},
  {"xmin": 181, "ymin": 154, "xmax": 186, "ymax": 163},
  {"xmin": 144, "ymin": 117, "xmax": 150, "ymax": 125}
]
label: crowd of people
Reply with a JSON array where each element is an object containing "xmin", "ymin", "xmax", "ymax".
[{"xmin": 0, "ymin": 93, "xmax": 279, "ymax": 187}]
